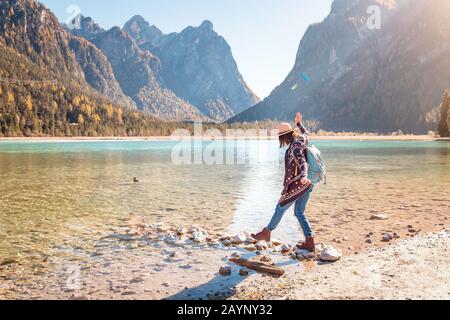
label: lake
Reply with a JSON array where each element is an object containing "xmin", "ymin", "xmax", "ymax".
[{"xmin": 0, "ymin": 139, "xmax": 449, "ymax": 297}]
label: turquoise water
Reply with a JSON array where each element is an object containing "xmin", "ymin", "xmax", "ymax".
[{"xmin": 0, "ymin": 139, "xmax": 449, "ymax": 260}]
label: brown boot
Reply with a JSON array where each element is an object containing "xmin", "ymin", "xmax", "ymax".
[
  {"xmin": 251, "ymin": 228, "xmax": 271, "ymax": 242},
  {"xmin": 296, "ymin": 237, "xmax": 315, "ymax": 252}
]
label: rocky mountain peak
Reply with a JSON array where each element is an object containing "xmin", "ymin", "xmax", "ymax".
[
  {"xmin": 330, "ymin": 0, "xmax": 359, "ymax": 14},
  {"xmin": 199, "ymin": 20, "xmax": 214, "ymax": 31},
  {"xmin": 123, "ymin": 15, "xmax": 163, "ymax": 46},
  {"xmin": 71, "ymin": 15, "xmax": 104, "ymax": 41}
]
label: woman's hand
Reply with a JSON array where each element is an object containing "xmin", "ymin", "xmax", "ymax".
[
  {"xmin": 301, "ymin": 177, "xmax": 310, "ymax": 185},
  {"xmin": 295, "ymin": 112, "xmax": 303, "ymax": 125}
]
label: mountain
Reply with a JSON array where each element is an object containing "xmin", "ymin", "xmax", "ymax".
[
  {"xmin": 0, "ymin": 0, "xmax": 163, "ymax": 137},
  {"xmin": 88, "ymin": 25, "xmax": 206, "ymax": 121},
  {"xmin": 0, "ymin": 0, "xmax": 132, "ymax": 108},
  {"xmin": 123, "ymin": 15, "xmax": 163, "ymax": 46},
  {"xmin": 124, "ymin": 16, "xmax": 260, "ymax": 121},
  {"xmin": 438, "ymin": 90, "xmax": 449, "ymax": 137},
  {"xmin": 231, "ymin": 0, "xmax": 450, "ymax": 133}
]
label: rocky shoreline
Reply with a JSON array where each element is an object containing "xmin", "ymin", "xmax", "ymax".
[
  {"xmin": 1, "ymin": 217, "xmax": 449, "ymax": 300},
  {"xmin": 230, "ymin": 231, "xmax": 450, "ymax": 300}
]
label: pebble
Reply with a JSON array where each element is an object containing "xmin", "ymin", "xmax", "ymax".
[
  {"xmin": 219, "ymin": 266, "xmax": 232, "ymax": 276},
  {"xmin": 230, "ymin": 252, "xmax": 241, "ymax": 259},
  {"xmin": 239, "ymin": 268, "xmax": 249, "ymax": 277},
  {"xmin": 281, "ymin": 244, "xmax": 291, "ymax": 252},
  {"xmin": 295, "ymin": 248, "xmax": 315, "ymax": 260},
  {"xmin": 231, "ymin": 234, "xmax": 246, "ymax": 245},
  {"xmin": 192, "ymin": 231, "xmax": 207, "ymax": 243},
  {"xmin": 270, "ymin": 238, "xmax": 283, "ymax": 246},
  {"xmin": 222, "ymin": 240, "xmax": 232, "ymax": 247},
  {"xmin": 255, "ymin": 241, "xmax": 268, "ymax": 251},
  {"xmin": 370, "ymin": 214, "xmax": 388, "ymax": 220},
  {"xmin": 382, "ymin": 233, "xmax": 394, "ymax": 242},
  {"xmin": 243, "ymin": 244, "xmax": 256, "ymax": 252},
  {"xmin": 163, "ymin": 235, "xmax": 178, "ymax": 244},
  {"xmin": 245, "ymin": 235, "xmax": 257, "ymax": 244},
  {"xmin": 177, "ymin": 227, "xmax": 187, "ymax": 236},
  {"xmin": 259, "ymin": 255, "xmax": 274, "ymax": 263}
]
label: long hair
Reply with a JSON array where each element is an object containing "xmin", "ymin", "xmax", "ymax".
[{"xmin": 279, "ymin": 130, "xmax": 301, "ymax": 148}]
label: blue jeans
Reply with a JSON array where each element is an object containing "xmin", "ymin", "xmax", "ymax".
[{"xmin": 267, "ymin": 188, "xmax": 313, "ymax": 237}]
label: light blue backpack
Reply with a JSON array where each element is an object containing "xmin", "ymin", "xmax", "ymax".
[
  {"xmin": 306, "ymin": 144, "xmax": 326, "ymax": 185},
  {"xmin": 290, "ymin": 142, "xmax": 327, "ymax": 185}
]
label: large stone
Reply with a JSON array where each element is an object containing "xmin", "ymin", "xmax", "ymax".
[{"xmin": 319, "ymin": 247, "xmax": 342, "ymax": 262}]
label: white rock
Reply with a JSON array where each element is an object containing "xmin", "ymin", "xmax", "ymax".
[
  {"xmin": 255, "ymin": 241, "xmax": 268, "ymax": 251},
  {"xmin": 153, "ymin": 222, "xmax": 167, "ymax": 232},
  {"xmin": 232, "ymin": 234, "xmax": 246, "ymax": 245},
  {"xmin": 189, "ymin": 225, "xmax": 201, "ymax": 233},
  {"xmin": 370, "ymin": 214, "xmax": 388, "ymax": 220},
  {"xmin": 319, "ymin": 247, "xmax": 342, "ymax": 262},
  {"xmin": 192, "ymin": 231, "xmax": 207, "ymax": 243},
  {"xmin": 245, "ymin": 235, "xmax": 257, "ymax": 244},
  {"xmin": 163, "ymin": 235, "xmax": 178, "ymax": 244},
  {"xmin": 270, "ymin": 238, "xmax": 283, "ymax": 246},
  {"xmin": 272, "ymin": 247, "xmax": 281, "ymax": 253}
]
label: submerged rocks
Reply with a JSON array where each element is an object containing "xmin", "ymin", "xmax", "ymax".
[
  {"xmin": 239, "ymin": 268, "xmax": 249, "ymax": 277},
  {"xmin": 219, "ymin": 266, "xmax": 232, "ymax": 276},
  {"xmin": 319, "ymin": 247, "xmax": 342, "ymax": 262}
]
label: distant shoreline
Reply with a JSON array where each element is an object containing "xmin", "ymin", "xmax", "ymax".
[{"xmin": 0, "ymin": 135, "xmax": 449, "ymax": 142}]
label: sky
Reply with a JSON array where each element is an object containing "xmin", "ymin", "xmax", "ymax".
[{"xmin": 40, "ymin": 0, "xmax": 333, "ymax": 99}]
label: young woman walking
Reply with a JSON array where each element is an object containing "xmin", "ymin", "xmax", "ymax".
[{"xmin": 252, "ymin": 112, "xmax": 315, "ymax": 252}]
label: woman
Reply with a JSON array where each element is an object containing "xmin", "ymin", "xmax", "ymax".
[{"xmin": 252, "ymin": 112, "xmax": 315, "ymax": 252}]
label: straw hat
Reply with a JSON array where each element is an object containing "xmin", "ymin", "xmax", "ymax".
[{"xmin": 278, "ymin": 123, "xmax": 294, "ymax": 136}]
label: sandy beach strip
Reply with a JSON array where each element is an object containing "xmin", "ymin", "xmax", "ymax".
[{"xmin": 231, "ymin": 231, "xmax": 450, "ymax": 300}]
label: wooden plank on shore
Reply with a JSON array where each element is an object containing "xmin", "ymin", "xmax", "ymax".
[{"xmin": 229, "ymin": 258, "xmax": 285, "ymax": 276}]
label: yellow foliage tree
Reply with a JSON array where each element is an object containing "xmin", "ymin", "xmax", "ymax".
[{"xmin": 77, "ymin": 114, "xmax": 84, "ymax": 125}]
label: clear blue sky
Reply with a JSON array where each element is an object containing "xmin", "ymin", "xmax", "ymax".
[{"xmin": 40, "ymin": 0, "xmax": 333, "ymax": 98}]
